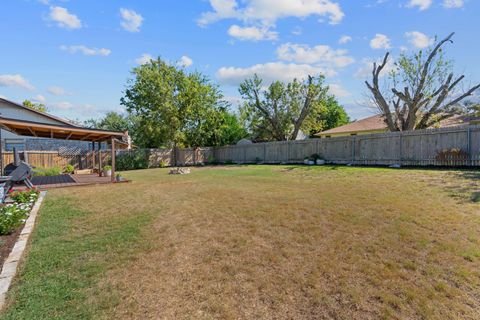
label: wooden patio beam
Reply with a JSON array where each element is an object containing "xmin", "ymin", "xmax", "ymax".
[
  {"xmin": 111, "ymin": 137, "xmax": 116, "ymax": 183},
  {"xmin": 27, "ymin": 127, "xmax": 37, "ymax": 137}
]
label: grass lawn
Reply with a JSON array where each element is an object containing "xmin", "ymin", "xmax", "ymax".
[{"xmin": 1, "ymin": 165, "xmax": 480, "ymax": 319}]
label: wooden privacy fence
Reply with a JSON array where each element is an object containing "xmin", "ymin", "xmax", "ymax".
[
  {"xmin": 212, "ymin": 125, "xmax": 480, "ymax": 166},
  {"xmin": 4, "ymin": 125, "xmax": 480, "ymax": 169},
  {"xmin": 2, "ymin": 151, "xmax": 111, "ymax": 170}
]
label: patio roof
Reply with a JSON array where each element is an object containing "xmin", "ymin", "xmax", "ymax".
[{"xmin": 0, "ymin": 116, "xmax": 126, "ymax": 142}]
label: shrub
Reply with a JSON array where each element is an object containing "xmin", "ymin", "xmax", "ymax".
[
  {"xmin": 159, "ymin": 160, "xmax": 168, "ymax": 168},
  {"xmin": 206, "ymin": 155, "xmax": 217, "ymax": 165},
  {"xmin": 9, "ymin": 188, "xmax": 39, "ymax": 204},
  {"xmin": 0, "ymin": 188, "xmax": 39, "ymax": 235},
  {"xmin": 103, "ymin": 165, "xmax": 112, "ymax": 171},
  {"xmin": 436, "ymin": 148, "xmax": 469, "ymax": 163},
  {"xmin": 33, "ymin": 167, "xmax": 62, "ymax": 177},
  {"xmin": 116, "ymin": 150, "xmax": 150, "ymax": 171},
  {"xmin": 64, "ymin": 164, "xmax": 75, "ymax": 174}
]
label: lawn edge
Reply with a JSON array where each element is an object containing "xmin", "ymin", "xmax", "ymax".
[{"xmin": 0, "ymin": 191, "xmax": 47, "ymax": 310}]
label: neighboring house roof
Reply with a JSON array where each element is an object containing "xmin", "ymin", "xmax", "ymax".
[
  {"xmin": 315, "ymin": 114, "xmax": 480, "ymax": 136},
  {"xmin": 316, "ymin": 115, "xmax": 386, "ymax": 136},
  {"xmin": 0, "ymin": 97, "xmax": 77, "ymax": 127}
]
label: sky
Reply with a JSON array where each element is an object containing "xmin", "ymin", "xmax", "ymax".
[{"xmin": 0, "ymin": 0, "xmax": 479, "ymax": 122}]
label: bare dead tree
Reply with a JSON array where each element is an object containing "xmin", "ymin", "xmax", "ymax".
[{"xmin": 366, "ymin": 32, "xmax": 480, "ymax": 131}]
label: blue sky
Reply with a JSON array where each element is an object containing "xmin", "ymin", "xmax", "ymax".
[{"xmin": 0, "ymin": 0, "xmax": 479, "ymax": 122}]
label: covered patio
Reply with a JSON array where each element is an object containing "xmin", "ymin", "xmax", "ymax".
[{"xmin": 0, "ymin": 116, "xmax": 131, "ymax": 188}]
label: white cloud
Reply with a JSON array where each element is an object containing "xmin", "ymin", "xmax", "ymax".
[
  {"xmin": 0, "ymin": 74, "xmax": 35, "ymax": 91},
  {"xmin": 177, "ymin": 56, "xmax": 193, "ymax": 67},
  {"xmin": 216, "ymin": 62, "xmax": 336, "ymax": 86},
  {"xmin": 228, "ymin": 25, "xmax": 278, "ymax": 41},
  {"xmin": 338, "ymin": 35, "xmax": 352, "ymax": 44},
  {"xmin": 291, "ymin": 26, "xmax": 302, "ymax": 36},
  {"xmin": 51, "ymin": 101, "xmax": 74, "ymax": 110},
  {"xmin": 328, "ymin": 83, "xmax": 351, "ymax": 97},
  {"xmin": 48, "ymin": 6, "xmax": 82, "ymax": 29},
  {"xmin": 276, "ymin": 43, "xmax": 355, "ymax": 68},
  {"xmin": 47, "ymin": 86, "xmax": 68, "ymax": 96},
  {"xmin": 405, "ymin": 31, "xmax": 434, "ymax": 49},
  {"xmin": 370, "ymin": 33, "xmax": 391, "ymax": 50},
  {"xmin": 406, "ymin": 0, "xmax": 432, "ymax": 10},
  {"xmin": 355, "ymin": 57, "xmax": 396, "ymax": 79},
  {"xmin": 60, "ymin": 45, "xmax": 111, "ymax": 56},
  {"xmin": 32, "ymin": 95, "xmax": 46, "ymax": 103},
  {"xmin": 120, "ymin": 8, "xmax": 143, "ymax": 32},
  {"xmin": 135, "ymin": 53, "xmax": 154, "ymax": 65},
  {"xmin": 198, "ymin": 0, "xmax": 345, "ymax": 26},
  {"xmin": 443, "ymin": 0, "xmax": 464, "ymax": 8}
]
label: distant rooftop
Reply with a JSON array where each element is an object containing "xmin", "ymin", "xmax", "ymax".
[{"xmin": 316, "ymin": 114, "xmax": 480, "ymax": 136}]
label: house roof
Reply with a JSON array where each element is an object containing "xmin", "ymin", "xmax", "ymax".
[
  {"xmin": 0, "ymin": 116, "xmax": 126, "ymax": 142},
  {"xmin": 316, "ymin": 115, "xmax": 386, "ymax": 136},
  {"xmin": 315, "ymin": 114, "xmax": 480, "ymax": 136},
  {"xmin": 0, "ymin": 97, "xmax": 77, "ymax": 127}
]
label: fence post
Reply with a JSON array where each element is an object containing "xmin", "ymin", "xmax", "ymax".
[
  {"xmin": 467, "ymin": 126, "xmax": 472, "ymax": 166},
  {"xmin": 287, "ymin": 141, "xmax": 290, "ymax": 163},
  {"xmin": 351, "ymin": 136, "xmax": 355, "ymax": 164},
  {"xmin": 399, "ymin": 133, "xmax": 403, "ymax": 166},
  {"xmin": 263, "ymin": 143, "xmax": 267, "ymax": 163}
]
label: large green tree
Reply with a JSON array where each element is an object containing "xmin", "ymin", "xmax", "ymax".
[
  {"xmin": 121, "ymin": 58, "xmax": 239, "ymax": 148},
  {"xmin": 239, "ymin": 74, "xmax": 348, "ymax": 141}
]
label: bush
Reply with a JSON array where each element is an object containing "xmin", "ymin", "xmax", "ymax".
[
  {"xmin": 159, "ymin": 160, "xmax": 168, "ymax": 168},
  {"xmin": 33, "ymin": 167, "xmax": 62, "ymax": 177},
  {"xmin": 9, "ymin": 188, "xmax": 39, "ymax": 204},
  {"xmin": 0, "ymin": 188, "xmax": 39, "ymax": 235},
  {"xmin": 116, "ymin": 150, "xmax": 150, "ymax": 171},
  {"xmin": 103, "ymin": 165, "xmax": 112, "ymax": 171},
  {"xmin": 64, "ymin": 164, "xmax": 75, "ymax": 174}
]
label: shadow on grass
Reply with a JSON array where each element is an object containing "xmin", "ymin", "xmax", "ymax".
[{"xmin": 450, "ymin": 171, "xmax": 480, "ymax": 203}]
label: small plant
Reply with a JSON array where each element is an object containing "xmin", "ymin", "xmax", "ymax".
[
  {"xmin": 103, "ymin": 165, "xmax": 112, "ymax": 171},
  {"xmin": 64, "ymin": 164, "xmax": 75, "ymax": 174},
  {"xmin": 33, "ymin": 166, "xmax": 62, "ymax": 177},
  {"xmin": 9, "ymin": 188, "xmax": 39, "ymax": 204},
  {"xmin": 159, "ymin": 160, "xmax": 168, "ymax": 168}
]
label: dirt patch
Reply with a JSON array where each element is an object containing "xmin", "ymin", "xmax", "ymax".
[{"xmin": 0, "ymin": 227, "xmax": 22, "ymax": 268}]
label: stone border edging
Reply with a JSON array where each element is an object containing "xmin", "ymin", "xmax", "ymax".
[{"xmin": 0, "ymin": 191, "xmax": 47, "ymax": 310}]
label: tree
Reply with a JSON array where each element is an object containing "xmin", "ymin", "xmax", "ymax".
[
  {"xmin": 84, "ymin": 111, "xmax": 132, "ymax": 132},
  {"xmin": 120, "ymin": 58, "xmax": 231, "ymax": 148},
  {"xmin": 23, "ymin": 99, "xmax": 47, "ymax": 113},
  {"xmin": 301, "ymin": 95, "xmax": 350, "ymax": 137},
  {"xmin": 239, "ymin": 74, "xmax": 343, "ymax": 141},
  {"xmin": 366, "ymin": 32, "xmax": 480, "ymax": 131}
]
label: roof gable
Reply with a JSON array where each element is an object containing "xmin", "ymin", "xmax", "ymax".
[{"xmin": 0, "ymin": 98, "xmax": 76, "ymax": 127}]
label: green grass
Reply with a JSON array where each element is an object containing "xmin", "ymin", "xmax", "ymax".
[{"xmin": 2, "ymin": 165, "xmax": 480, "ymax": 319}]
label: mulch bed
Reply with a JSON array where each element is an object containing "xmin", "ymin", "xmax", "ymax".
[{"xmin": 0, "ymin": 227, "xmax": 22, "ymax": 269}]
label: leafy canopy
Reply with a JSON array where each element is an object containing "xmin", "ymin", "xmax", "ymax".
[
  {"xmin": 22, "ymin": 99, "xmax": 47, "ymax": 113},
  {"xmin": 121, "ymin": 58, "xmax": 245, "ymax": 148},
  {"xmin": 239, "ymin": 74, "xmax": 348, "ymax": 141}
]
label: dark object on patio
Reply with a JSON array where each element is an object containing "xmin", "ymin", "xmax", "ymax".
[
  {"xmin": 31, "ymin": 174, "xmax": 75, "ymax": 186},
  {"xmin": 8, "ymin": 163, "xmax": 34, "ymax": 189},
  {"xmin": 0, "ymin": 148, "xmax": 35, "ymax": 202},
  {"xmin": 4, "ymin": 147, "xmax": 30, "ymax": 176}
]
